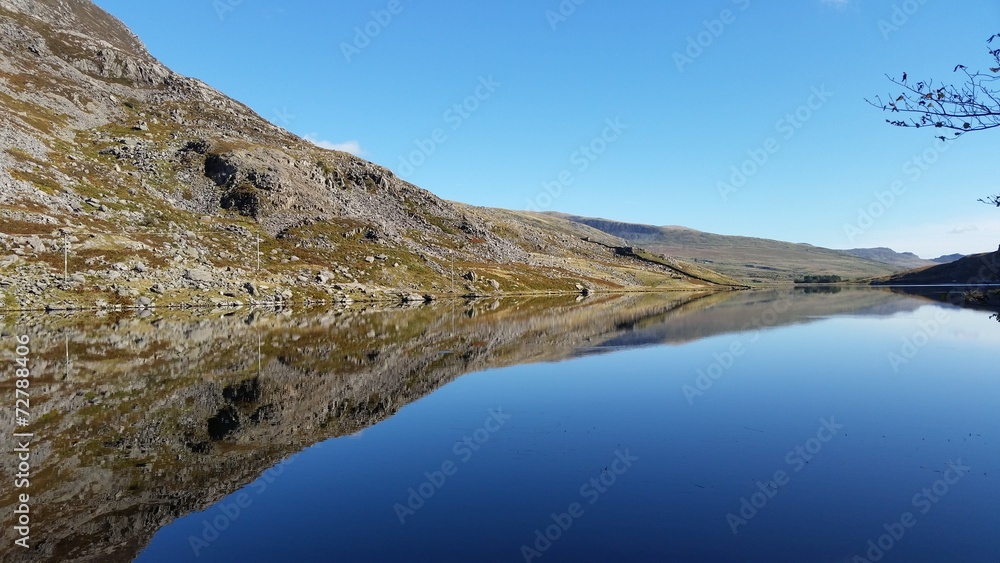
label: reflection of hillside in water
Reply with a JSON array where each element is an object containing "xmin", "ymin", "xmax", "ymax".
[
  {"xmin": 587, "ymin": 287, "xmax": 931, "ymax": 352},
  {"xmin": 0, "ymin": 288, "xmax": 930, "ymax": 562},
  {"xmin": 881, "ymin": 285, "xmax": 1000, "ymax": 318}
]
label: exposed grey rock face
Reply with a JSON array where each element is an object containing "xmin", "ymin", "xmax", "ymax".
[
  {"xmin": 184, "ymin": 268, "xmax": 213, "ymax": 282},
  {"xmin": 26, "ymin": 235, "xmax": 45, "ymax": 252},
  {"xmin": 0, "ymin": 0, "xmax": 739, "ymax": 313},
  {"xmin": 0, "ymin": 0, "xmax": 531, "ymax": 258}
]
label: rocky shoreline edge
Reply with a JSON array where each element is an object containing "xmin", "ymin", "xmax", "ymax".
[{"xmin": 1, "ymin": 268, "xmax": 746, "ymax": 313}]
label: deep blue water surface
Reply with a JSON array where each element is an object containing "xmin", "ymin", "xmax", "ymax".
[{"xmin": 137, "ymin": 295, "xmax": 1000, "ymax": 562}]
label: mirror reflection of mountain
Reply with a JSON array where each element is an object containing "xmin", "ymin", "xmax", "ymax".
[
  {"xmin": 0, "ymin": 288, "xmax": 941, "ymax": 562},
  {"xmin": 879, "ymin": 285, "xmax": 1000, "ymax": 319}
]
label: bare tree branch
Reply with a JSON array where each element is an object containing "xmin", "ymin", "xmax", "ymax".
[
  {"xmin": 868, "ymin": 34, "xmax": 1000, "ymax": 207},
  {"xmin": 866, "ymin": 33, "xmax": 1000, "ymax": 141}
]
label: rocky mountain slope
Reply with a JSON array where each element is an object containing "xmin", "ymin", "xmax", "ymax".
[
  {"xmin": 0, "ymin": 0, "xmax": 742, "ymax": 312},
  {"xmin": 552, "ymin": 214, "xmax": 918, "ymax": 283}
]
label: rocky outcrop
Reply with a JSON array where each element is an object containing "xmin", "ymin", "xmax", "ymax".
[{"xmin": 0, "ymin": 0, "xmax": 740, "ymax": 311}]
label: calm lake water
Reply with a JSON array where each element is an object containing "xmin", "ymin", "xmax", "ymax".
[{"xmin": 3, "ymin": 288, "xmax": 998, "ymax": 562}]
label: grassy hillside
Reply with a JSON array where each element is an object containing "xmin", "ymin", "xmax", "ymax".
[
  {"xmin": 552, "ymin": 214, "xmax": 910, "ymax": 283},
  {"xmin": 872, "ymin": 252, "xmax": 1000, "ymax": 312},
  {"xmin": 474, "ymin": 206, "xmax": 745, "ymax": 286},
  {"xmin": 843, "ymin": 247, "xmax": 936, "ymax": 270},
  {"xmin": 872, "ymin": 251, "xmax": 1000, "ymax": 285}
]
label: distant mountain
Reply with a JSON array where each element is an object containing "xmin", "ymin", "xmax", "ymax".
[
  {"xmin": 551, "ymin": 214, "xmax": 913, "ymax": 283},
  {"xmin": 931, "ymin": 253, "xmax": 965, "ymax": 264},
  {"xmin": 842, "ymin": 247, "xmax": 937, "ymax": 270}
]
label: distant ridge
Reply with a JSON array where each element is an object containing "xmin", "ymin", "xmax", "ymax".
[
  {"xmin": 551, "ymin": 214, "xmax": 927, "ymax": 283},
  {"xmin": 931, "ymin": 253, "xmax": 964, "ymax": 264},
  {"xmin": 842, "ymin": 247, "xmax": 936, "ymax": 270}
]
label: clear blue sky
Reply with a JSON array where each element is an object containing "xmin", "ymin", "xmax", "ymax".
[{"xmin": 92, "ymin": 0, "xmax": 1000, "ymax": 258}]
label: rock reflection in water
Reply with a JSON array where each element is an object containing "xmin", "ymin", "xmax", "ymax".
[{"xmin": 0, "ymin": 288, "xmax": 941, "ymax": 562}]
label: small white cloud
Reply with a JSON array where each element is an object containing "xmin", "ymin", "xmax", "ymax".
[
  {"xmin": 947, "ymin": 225, "xmax": 979, "ymax": 235},
  {"xmin": 303, "ymin": 134, "xmax": 366, "ymax": 157}
]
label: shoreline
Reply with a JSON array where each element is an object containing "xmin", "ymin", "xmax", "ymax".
[{"xmin": 0, "ymin": 285, "xmax": 751, "ymax": 314}]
